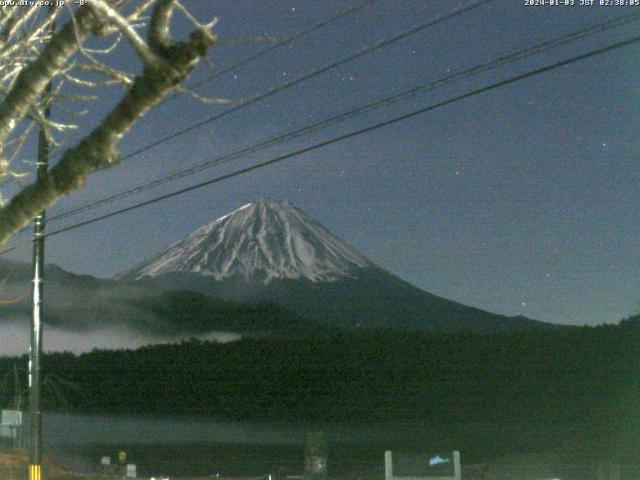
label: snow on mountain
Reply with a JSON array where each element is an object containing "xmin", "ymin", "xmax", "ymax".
[
  {"xmin": 120, "ymin": 198, "xmax": 373, "ymax": 283},
  {"xmin": 118, "ymin": 199, "xmax": 554, "ymax": 333}
]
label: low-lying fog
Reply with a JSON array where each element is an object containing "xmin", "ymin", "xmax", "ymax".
[{"xmin": 0, "ymin": 321, "xmax": 240, "ymax": 356}]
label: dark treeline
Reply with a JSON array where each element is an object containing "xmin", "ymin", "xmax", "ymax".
[{"xmin": 1, "ymin": 319, "xmax": 639, "ymax": 459}]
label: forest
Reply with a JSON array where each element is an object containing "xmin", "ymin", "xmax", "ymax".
[{"xmin": 1, "ymin": 317, "xmax": 639, "ymax": 462}]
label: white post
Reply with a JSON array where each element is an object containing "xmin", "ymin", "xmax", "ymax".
[
  {"xmin": 385, "ymin": 450, "xmax": 393, "ymax": 480},
  {"xmin": 453, "ymin": 450, "xmax": 461, "ymax": 480},
  {"xmin": 126, "ymin": 464, "xmax": 137, "ymax": 478}
]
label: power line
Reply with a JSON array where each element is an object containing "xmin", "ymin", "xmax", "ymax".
[
  {"xmin": 47, "ymin": 10, "xmax": 640, "ymax": 223},
  {"xmin": 0, "ymin": 0, "xmax": 494, "ymax": 245},
  {"xmin": 105, "ymin": 0, "xmax": 494, "ymax": 166},
  {"xmin": 160, "ymin": 0, "xmax": 379, "ymax": 107},
  {"xmin": 0, "ymin": 0, "xmax": 377, "ymax": 192},
  {"xmin": 31, "ymin": 33, "xmax": 640, "ymax": 244}
]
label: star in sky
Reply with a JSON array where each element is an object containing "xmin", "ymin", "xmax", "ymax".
[{"xmin": 29, "ymin": 0, "xmax": 638, "ymax": 327}]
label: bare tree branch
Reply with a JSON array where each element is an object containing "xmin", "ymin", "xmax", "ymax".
[
  {"xmin": 0, "ymin": 7, "xmax": 100, "ymax": 157},
  {"xmin": 127, "ymin": 0, "xmax": 159, "ymax": 22},
  {"xmin": 90, "ymin": 0, "xmax": 161, "ymax": 67},
  {"xmin": 0, "ymin": 2, "xmax": 216, "ymax": 246},
  {"xmin": 149, "ymin": 0, "xmax": 176, "ymax": 52}
]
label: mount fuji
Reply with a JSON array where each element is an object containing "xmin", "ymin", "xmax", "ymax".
[
  {"xmin": 121, "ymin": 199, "xmax": 552, "ymax": 333},
  {"xmin": 121, "ymin": 198, "xmax": 372, "ymax": 283}
]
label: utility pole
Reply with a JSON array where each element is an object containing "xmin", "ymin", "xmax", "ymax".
[
  {"xmin": 29, "ymin": 91, "xmax": 49, "ymax": 480},
  {"xmin": 29, "ymin": 7, "xmax": 55, "ymax": 480}
]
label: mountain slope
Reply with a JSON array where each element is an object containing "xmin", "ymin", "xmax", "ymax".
[
  {"xmin": 122, "ymin": 199, "xmax": 554, "ymax": 333},
  {"xmin": 0, "ymin": 258, "xmax": 330, "ymax": 340},
  {"xmin": 121, "ymin": 198, "xmax": 371, "ymax": 283}
]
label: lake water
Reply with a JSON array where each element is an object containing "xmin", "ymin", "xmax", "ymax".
[
  {"xmin": 38, "ymin": 412, "xmax": 571, "ymax": 477},
  {"xmin": 41, "ymin": 412, "xmax": 408, "ymax": 477}
]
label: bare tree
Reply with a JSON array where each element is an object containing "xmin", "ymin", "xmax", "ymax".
[{"xmin": 0, "ymin": 0, "xmax": 216, "ymax": 246}]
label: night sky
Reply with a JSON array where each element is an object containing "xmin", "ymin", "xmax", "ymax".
[{"xmin": 4, "ymin": 0, "xmax": 639, "ymax": 326}]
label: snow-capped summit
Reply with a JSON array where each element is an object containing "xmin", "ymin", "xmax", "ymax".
[{"xmin": 120, "ymin": 198, "xmax": 373, "ymax": 283}]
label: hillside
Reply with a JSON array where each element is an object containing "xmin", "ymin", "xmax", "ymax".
[
  {"xmin": 0, "ymin": 258, "xmax": 330, "ymax": 339},
  {"xmin": 1, "ymin": 323, "xmax": 637, "ymax": 462}
]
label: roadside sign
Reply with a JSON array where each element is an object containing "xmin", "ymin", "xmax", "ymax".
[{"xmin": 1, "ymin": 410, "xmax": 22, "ymax": 426}]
